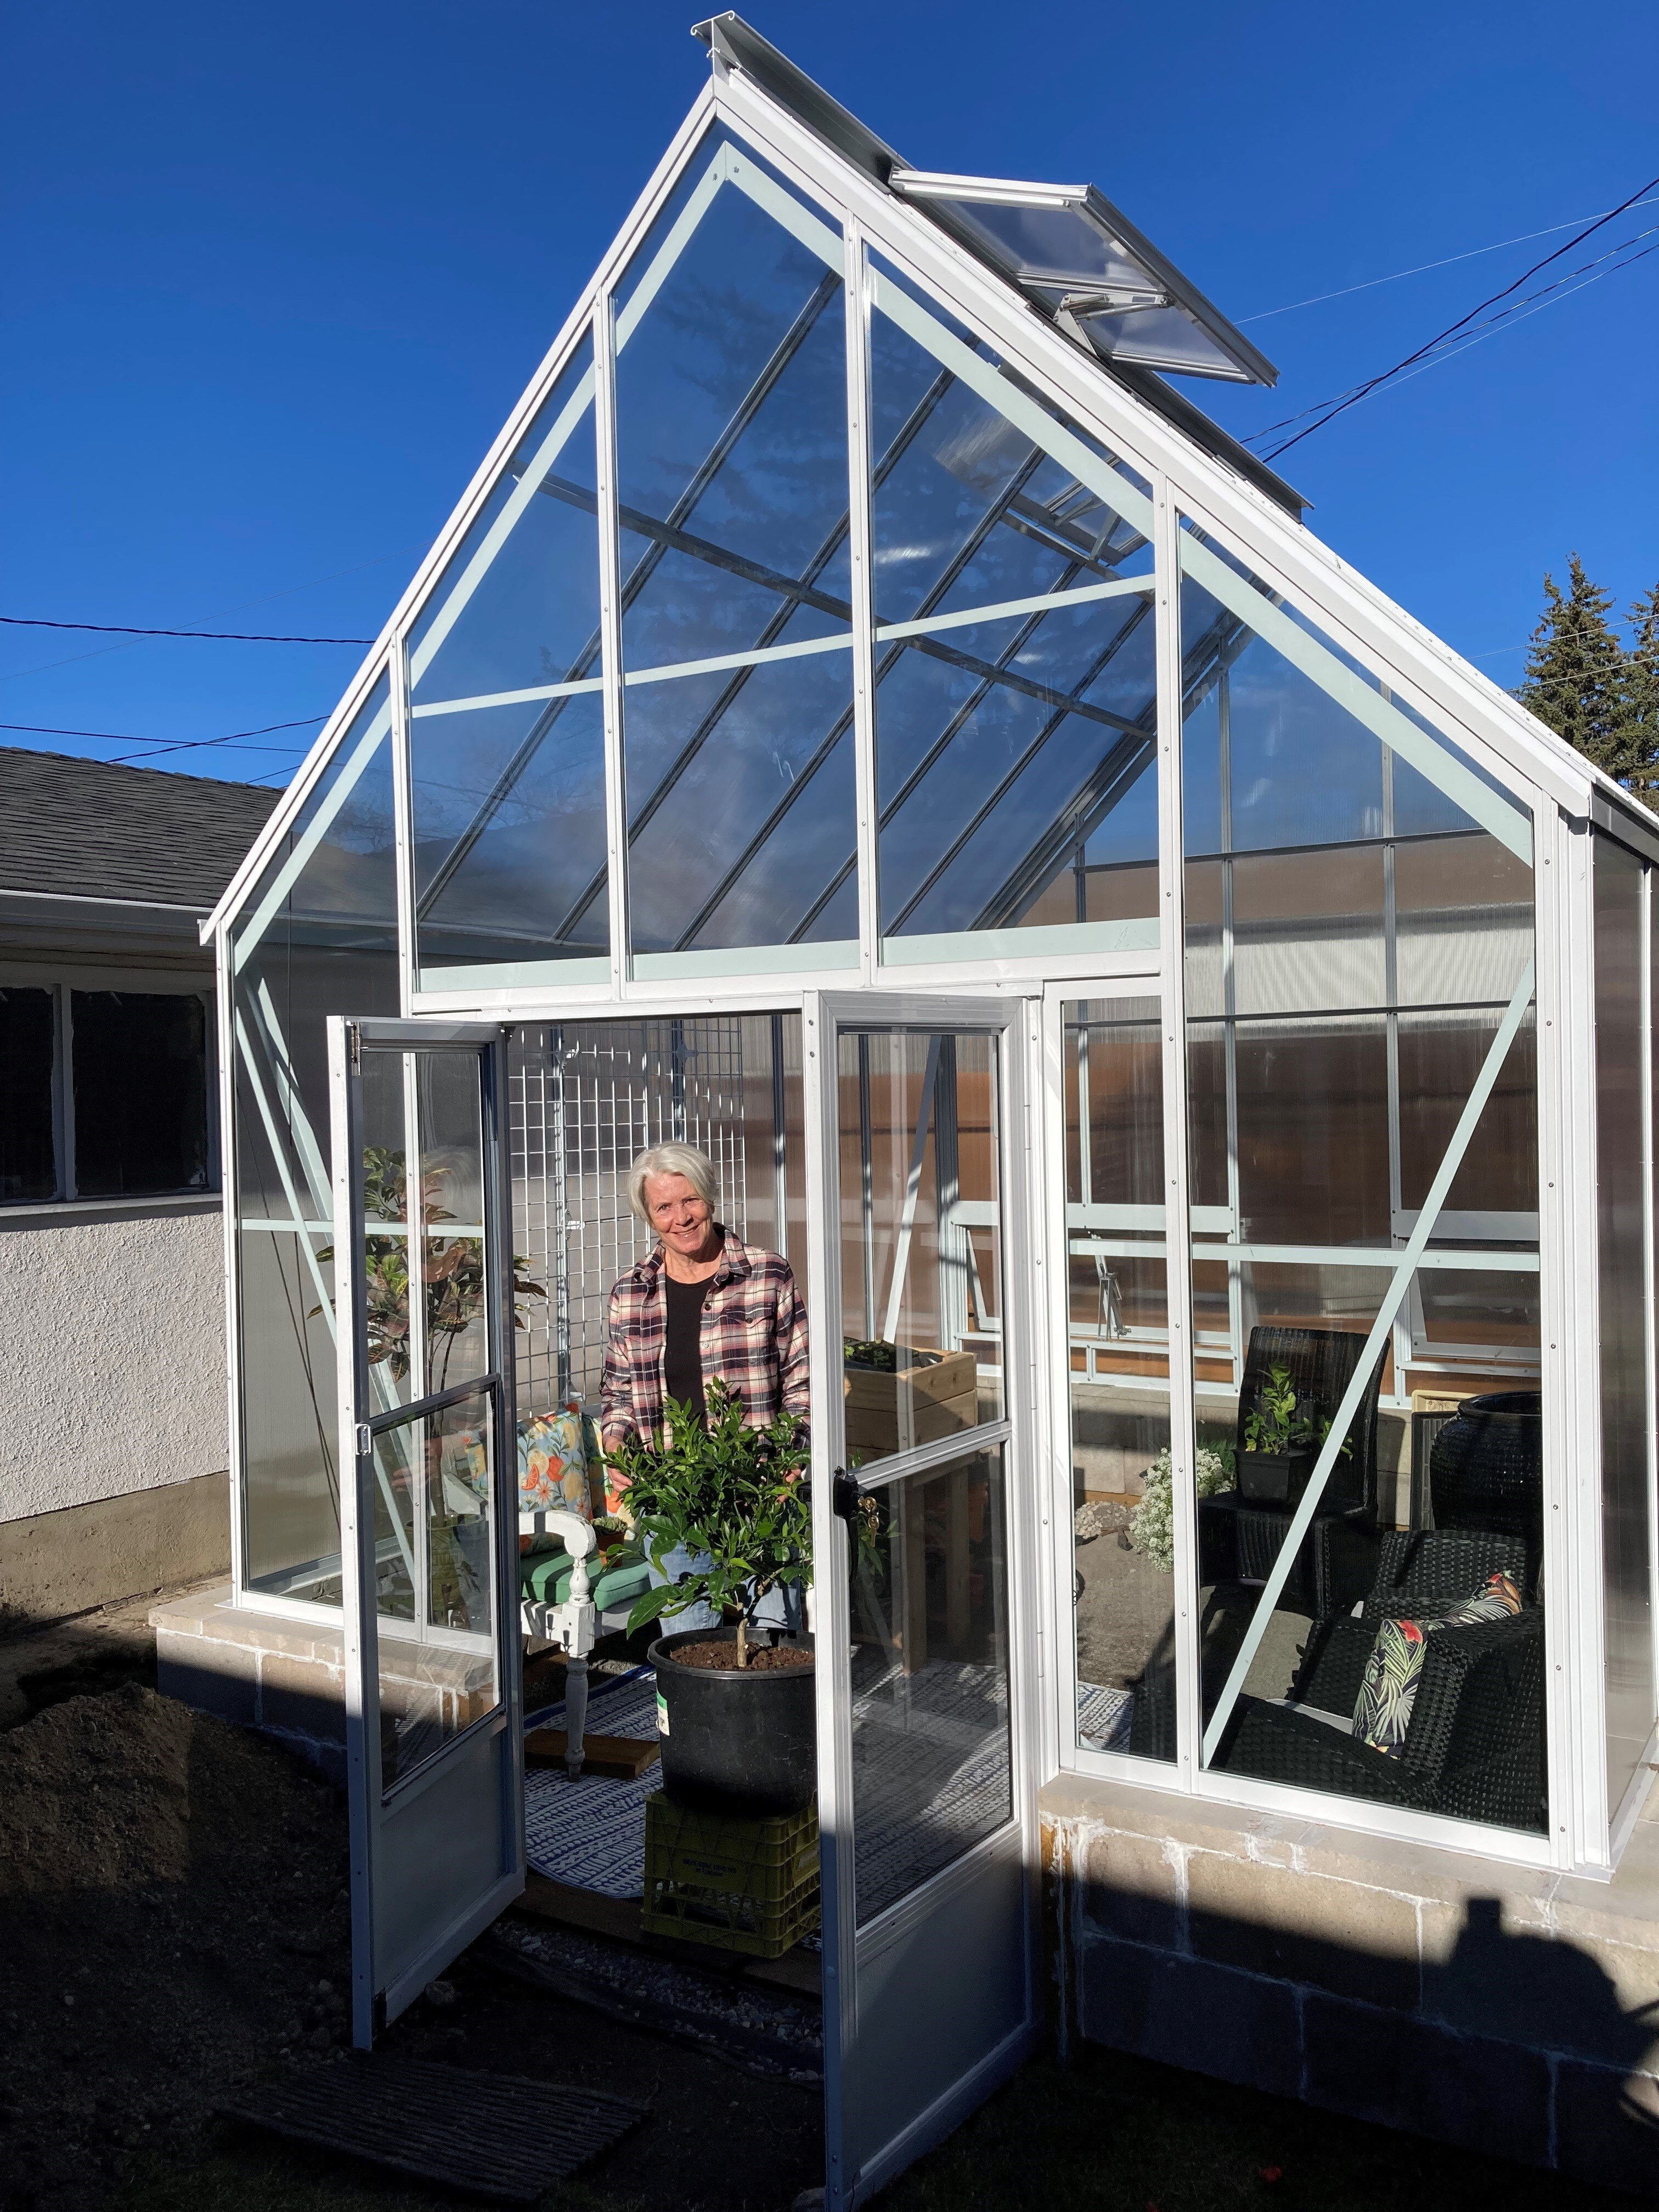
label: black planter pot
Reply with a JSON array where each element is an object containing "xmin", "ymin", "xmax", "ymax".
[
  {"xmin": 649, "ymin": 1628, "xmax": 816, "ymax": 1818},
  {"xmin": 1237, "ymin": 1448, "xmax": 1313, "ymax": 1506},
  {"xmin": 1429, "ymin": 1391, "xmax": 1543, "ymax": 1583}
]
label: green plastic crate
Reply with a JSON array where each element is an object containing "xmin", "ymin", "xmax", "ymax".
[{"xmin": 641, "ymin": 1793, "xmax": 820, "ymax": 1959}]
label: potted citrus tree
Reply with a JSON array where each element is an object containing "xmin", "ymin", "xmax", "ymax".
[{"xmin": 608, "ymin": 1381, "xmax": 814, "ymax": 1815}]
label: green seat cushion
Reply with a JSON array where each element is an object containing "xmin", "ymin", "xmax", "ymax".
[{"xmin": 520, "ymin": 1547, "xmax": 652, "ymax": 1614}]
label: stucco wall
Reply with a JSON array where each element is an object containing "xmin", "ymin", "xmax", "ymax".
[{"xmin": 0, "ymin": 1203, "xmax": 227, "ymax": 1522}]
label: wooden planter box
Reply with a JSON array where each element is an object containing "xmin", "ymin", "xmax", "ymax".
[{"xmin": 844, "ymin": 1345, "xmax": 978, "ymax": 1460}]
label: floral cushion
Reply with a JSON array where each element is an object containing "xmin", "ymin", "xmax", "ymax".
[
  {"xmin": 1351, "ymin": 1572, "xmax": 1523, "ymax": 1757},
  {"xmin": 517, "ymin": 1408, "xmax": 606, "ymax": 1548}
]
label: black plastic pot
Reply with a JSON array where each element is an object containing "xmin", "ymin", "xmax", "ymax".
[
  {"xmin": 1430, "ymin": 1390, "xmax": 1543, "ymax": 1570},
  {"xmin": 648, "ymin": 1628, "xmax": 815, "ymax": 1817},
  {"xmin": 1237, "ymin": 1448, "xmax": 1312, "ymax": 1506}
]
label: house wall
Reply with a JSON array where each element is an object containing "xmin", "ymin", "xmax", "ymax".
[
  {"xmin": 0, "ymin": 1198, "xmax": 229, "ymax": 1618},
  {"xmin": 1045, "ymin": 1772, "xmax": 1659, "ymax": 2197}
]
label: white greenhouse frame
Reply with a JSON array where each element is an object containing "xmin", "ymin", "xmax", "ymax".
[{"xmin": 204, "ymin": 9, "xmax": 1659, "ymax": 1920}]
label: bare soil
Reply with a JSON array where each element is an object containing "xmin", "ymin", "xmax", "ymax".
[
  {"xmin": 668, "ymin": 1640, "xmax": 812, "ymax": 1673},
  {"xmin": 0, "ymin": 1683, "xmax": 352, "ymax": 2212},
  {"xmin": 0, "ymin": 1676, "xmax": 821, "ymax": 2212}
]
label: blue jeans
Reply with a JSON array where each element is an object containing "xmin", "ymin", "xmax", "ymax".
[{"xmin": 644, "ymin": 1542, "xmax": 803, "ymax": 1636}]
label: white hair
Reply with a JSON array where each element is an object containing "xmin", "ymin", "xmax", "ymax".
[{"xmin": 627, "ymin": 1142, "xmax": 719, "ymax": 1227}]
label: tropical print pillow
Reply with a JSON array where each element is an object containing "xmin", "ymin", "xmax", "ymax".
[
  {"xmin": 1351, "ymin": 1571, "xmax": 1522, "ymax": 1757},
  {"xmin": 517, "ymin": 1407, "xmax": 606, "ymax": 1549}
]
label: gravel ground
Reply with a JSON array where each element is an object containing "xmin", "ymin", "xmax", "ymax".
[{"xmin": 490, "ymin": 1918, "xmax": 822, "ymax": 2079}]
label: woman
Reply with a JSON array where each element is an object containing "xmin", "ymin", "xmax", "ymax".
[{"xmin": 600, "ymin": 1142, "xmax": 808, "ymax": 1627}]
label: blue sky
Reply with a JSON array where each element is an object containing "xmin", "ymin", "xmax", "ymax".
[{"xmin": 2, "ymin": 0, "xmax": 1655, "ymax": 789}]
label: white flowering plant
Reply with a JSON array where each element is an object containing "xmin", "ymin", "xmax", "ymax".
[{"xmin": 1128, "ymin": 1443, "xmax": 1234, "ymax": 1571}]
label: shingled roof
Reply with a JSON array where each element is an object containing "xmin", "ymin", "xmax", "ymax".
[{"xmin": 0, "ymin": 748, "xmax": 281, "ymax": 911}]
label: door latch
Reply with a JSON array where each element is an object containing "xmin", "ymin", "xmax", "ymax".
[
  {"xmin": 356, "ymin": 1423, "xmax": 373, "ymax": 1458},
  {"xmin": 831, "ymin": 1469, "xmax": 861, "ymax": 1521}
]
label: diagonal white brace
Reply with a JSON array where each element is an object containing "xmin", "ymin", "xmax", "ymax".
[{"xmin": 1200, "ymin": 956, "xmax": 1537, "ymax": 1767}]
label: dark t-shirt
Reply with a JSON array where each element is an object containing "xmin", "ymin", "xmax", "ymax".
[{"xmin": 663, "ymin": 1272, "xmax": 713, "ymax": 1422}]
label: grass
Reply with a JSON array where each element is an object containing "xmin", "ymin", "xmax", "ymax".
[
  {"xmin": 875, "ymin": 2042, "xmax": 1629, "ymax": 2212},
  {"xmin": 123, "ymin": 2043, "xmax": 1635, "ymax": 2212},
  {"xmin": 120, "ymin": 2123, "xmax": 643, "ymax": 2212}
]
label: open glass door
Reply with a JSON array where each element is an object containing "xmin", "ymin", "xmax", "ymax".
[
  {"xmin": 805, "ymin": 993, "xmax": 1040, "ymax": 2209},
  {"xmin": 328, "ymin": 1015, "xmax": 523, "ymax": 2047}
]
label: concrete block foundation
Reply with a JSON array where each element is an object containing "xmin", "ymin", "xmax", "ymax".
[{"xmin": 1045, "ymin": 1773, "xmax": 1659, "ymax": 2196}]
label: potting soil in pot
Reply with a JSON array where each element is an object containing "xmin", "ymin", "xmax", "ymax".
[{"xmin": 668, "ymin": 1639, "xmax": 813, "ymax": 1672}]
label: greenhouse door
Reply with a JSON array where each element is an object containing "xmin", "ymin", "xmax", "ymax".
[
  {"xmin": 805, "ymin": 993, "xmax": 1040, "ymax": 2210},
  {"xmin": 327, "ymin": 1016, "xmax": 523, "ymax": 2049}
]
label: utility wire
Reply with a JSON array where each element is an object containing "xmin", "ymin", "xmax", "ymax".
[
  {"xmin": 1246, "ymin": 228, "xmax": 1659, "ymax": 448},
  {"xmin": 1257, "ymin": 171, "xmax": 1659, "ymax": 460},
  {"xmin": 0, "ymin": 715, "xmax": 324, "ymax": 761},
  {"xmin": 1237, "ymin": 193, "xmax": 1659, "ymax": 324},
  {"xmin": 1, "ymin": 615, "xmax": 373, "ymax": 645}
]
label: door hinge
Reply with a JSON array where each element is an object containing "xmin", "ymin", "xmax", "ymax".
[
  {"xmin": 347, "ymin": 1021, "xmax": 361, "ymax": 1069},
  {"xmin": 356, "ymin": 1423, "xmax": 373, "ymax": 1458}
]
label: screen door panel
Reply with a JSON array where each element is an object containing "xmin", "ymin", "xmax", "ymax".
[
  {"xmin": 808, "ymin": 993, "xmax": 1038, "ymax": 2211},
  {"xmin": 330, "ymin": 1017, "xmax": 523, "ymax": 2047}
]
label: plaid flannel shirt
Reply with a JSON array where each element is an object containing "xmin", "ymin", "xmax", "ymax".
[{"xmin": 599, "ymin": 1229, "xmax": 809, "ymax": 1447}]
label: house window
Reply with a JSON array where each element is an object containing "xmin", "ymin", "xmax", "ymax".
[
  {"xmin": 0, "ymin": 980, "xmax": 214, "ymax": 1204},
  {"xmin": 0, "ymin": 987, "xmax": 57, "ymax": 1201}
]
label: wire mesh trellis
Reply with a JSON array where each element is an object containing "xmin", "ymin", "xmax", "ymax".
[{"xmin": 510, "ymin": 1019, "xmax": 751, "ymax": 1412}]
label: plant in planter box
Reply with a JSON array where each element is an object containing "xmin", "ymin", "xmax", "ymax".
[
  {"xmin": 610, "ymin": 1380, "xmax": 812, "ymax": 1668},
  {"xmin": 1239, "ymin": 1362, "xmax": 1350, "ymax": 1504}
]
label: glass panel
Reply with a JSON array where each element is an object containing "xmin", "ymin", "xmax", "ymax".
[
  {"xmin": 509, "ymin": 1015, "xmax": 802, "ymax": 1423},
  {"xmin": 837, "ymin": 1029, "xmax": 1002, "ymax": 1464},
  {"xmin": 850, "ymin": 1447, "xmax": 1012, "ymax": 1923},
  {"xmin": 1181, "ymin": 520, "xmax": 1545, "ymax": 1834},
  {"xmin": 868, "ymin": 252, "xmax": 1157, "ymax": 961},
  {"xmin": 1398, "ymin": 1011, "xmax": 1538, "ymax": 1223},
  {"xmin": 625, "ymin": 642, "xmax": 858, "ymax": 966},
  {"xmin": 70, "ymin": 991, "xmax": 208, "ymax": 1198},
  {"xmin": 409, "ymin": 334, "xmax": 607, "ymax": 985},
  {"xmin": 232, "ymin": 674, "xmax": 400, "ymax": 1599},
  {"xmin": 1065, "ymin": 996, "xmax": 1174, "ymax": 1764},
  {"xmin": 0, "ymin": 986, "xmax": 57, "ymax": 1201},
  {"xmin": 416, "ymin": 1048, "xmax": 491, "ymax": 1395},
  {"xmin": 1594, "ymin": 837, "xmax": 1656, "ymax": 1816},
  {"xmin": 612, "ymin": 131, "xmax": 856, "ymax": 962},
  {"xmin": 357, "ymin": 1046, "xmax": 415, "ymax": 1409},
  {"xmin": 370, "ymin": 1387, "xmax": 500, "ymax": 1793}
]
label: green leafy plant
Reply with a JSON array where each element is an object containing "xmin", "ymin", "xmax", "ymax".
[
  {"xmin": 316, "ymin": 1146, "xmax": 545, "ymax": 1391},
  {"xmin": 1128, "ymin": 1444, "xmax": 1234, "ymax": 1571},
  {"xmin": 1241, "ymin": 1362, "xmax": 1348, "ymax": 1459},
  {"xmin": 609, "ymin": 1380, "xmax": 811, "ymax": 1667},
  {"xmin": 843, "ymin": 1336, "xmax": 898, "ymax": 1372}
]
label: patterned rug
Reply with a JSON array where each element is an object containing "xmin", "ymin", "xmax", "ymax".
[
  {"xmin": 1076, "ymin": 1680, "xmax": 1133, "ymax": 1753},
  {"xmin": 522, "ymin": 1668, "xmax": 661, "ymax": 1898},
  {"xmin": 522, "ymin": 1663, "xmax": 1133, "ymax": 1903}
]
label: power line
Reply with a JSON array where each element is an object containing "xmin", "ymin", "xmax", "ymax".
[
  {"xmin": 1, "ymin": 615, "xmax": 373, "ymax": 645},
  {"xmin": 1237, "ymin": 193, "xmax": 1659, "ymax": 325},
  {"xmin": 0, "ymin": 715, "xmax": 324, "ymax": 761},
  {"xmin": 1245, "ymin": 228, "xmax": 1659, "ymax": 448},
  {"xmin": 1257, "ymin": 171, "xmax": 1659, "ymax": 461}
]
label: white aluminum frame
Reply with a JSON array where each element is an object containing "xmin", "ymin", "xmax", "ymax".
[
  {"xmin": 203, "ymin": 44, "xmax": 1659, "ymax": 1881},
  {"xmin": 804, "ymin": 987, "xmax": 1041, "ymax": 2210}
]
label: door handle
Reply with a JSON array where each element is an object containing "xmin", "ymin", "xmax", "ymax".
[{"xmin": 831, "ymin": 1469, "xmax": 861, "ymax": 1522}]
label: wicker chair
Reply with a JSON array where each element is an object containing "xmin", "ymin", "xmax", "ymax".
[
  {"xmin": 1215, "ymin": 1527, "xmax": 1546, "ymax": 1831},
  {"xmin": 1198, "ymin": 1325, "xmax": 1386, "ymax": 1616}
]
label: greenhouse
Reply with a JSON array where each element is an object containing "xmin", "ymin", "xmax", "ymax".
[{"xmin": 171, "ymin": 14, "xmax": 1659, "ymax": 2199}]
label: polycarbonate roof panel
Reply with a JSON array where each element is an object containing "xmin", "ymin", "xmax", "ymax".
[{"xmin": 889, "ymin": 173, "xmax": 1277, "ymax": 386}]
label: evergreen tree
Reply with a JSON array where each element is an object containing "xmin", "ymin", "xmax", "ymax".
[
  {"xmin": 1518, "ymin": 554, "xmax": 1629, "ymax": 777},
  {"xmin": 1624, "ymin": 582, "xmax": 1659, "ymax": 809}
]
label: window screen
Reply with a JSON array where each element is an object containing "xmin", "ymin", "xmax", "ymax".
[
  {"xmin": 0, "ymin": 988, "xmax": 57, "ymax": 1201},
  {"xmin": 71, "ymin": 991, "xmax": 210, "ymax": 1198}
]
